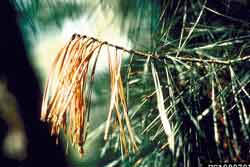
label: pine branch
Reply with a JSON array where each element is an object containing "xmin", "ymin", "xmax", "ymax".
[{"xmin": 72, "ymin": 33, "xmax": 250, "ymax": 65}]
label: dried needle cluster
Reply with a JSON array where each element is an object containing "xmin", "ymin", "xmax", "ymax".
[
  {"xmin": 104, "ymin": 47, "xmax": 138, "ymax": 154},
  {"xmin": 41, "ymin": 34, "xmax": 137, "ymax": 156}
]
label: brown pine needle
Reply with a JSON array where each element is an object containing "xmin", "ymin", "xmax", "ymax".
[
  {"xmin": 41, "ymin": 33, "xmax": 138, "ymax": 156},
  {"xmin": 103, "ymin": 47, "xmax": 138, "ymax": 154}
]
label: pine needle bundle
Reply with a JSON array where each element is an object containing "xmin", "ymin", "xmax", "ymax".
[
  {"xmin": 41, "ymin": 34, "xmax": 137, "ymax": 156},
  {"xmin": 104, "ymin": 47, "xmax": 138, "ymax": 154}
]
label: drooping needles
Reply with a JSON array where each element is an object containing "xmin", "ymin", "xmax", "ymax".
[{"xmin": 41, "ymin": 33, "xmax": 138, "ymax": 156}]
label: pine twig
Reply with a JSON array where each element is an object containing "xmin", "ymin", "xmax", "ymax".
[{"xmin": 72, "ymin": 33, "xmax": 250, "ymax": 65}]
